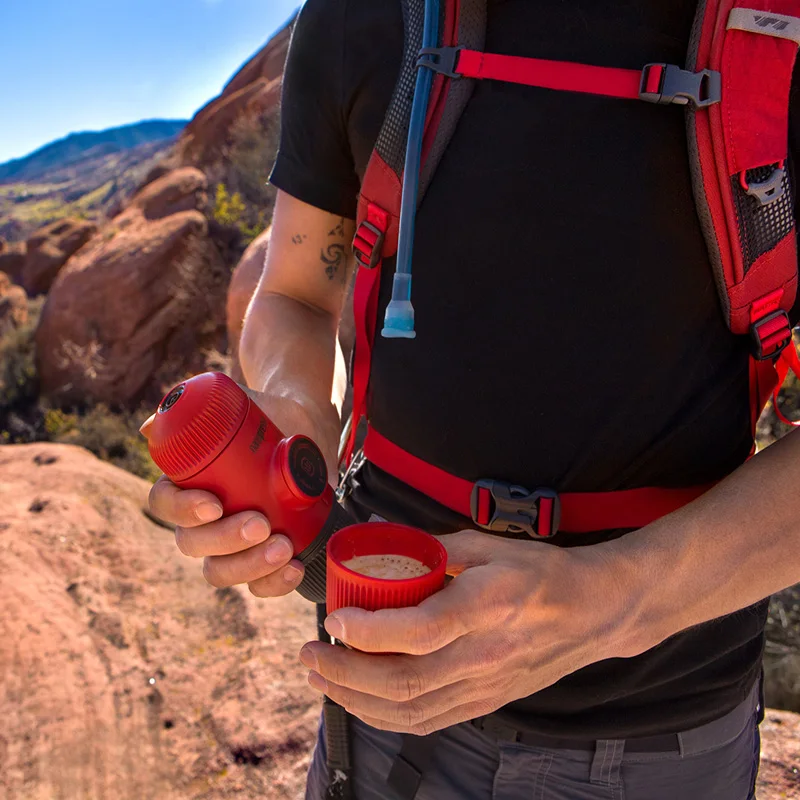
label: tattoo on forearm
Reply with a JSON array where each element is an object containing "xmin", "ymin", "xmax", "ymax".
[
  {"xmin": 321, "ymin": 243, "xmax": 346, "ymax": 282},
  {"xmin": 328, "ymin": 218, "xmax": 346, "ymax": 238},
  {"xmin": 292, "ymin": 233, "xmax": 307, "ymax": 245}
]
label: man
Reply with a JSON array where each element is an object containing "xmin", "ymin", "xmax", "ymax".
[{"xmin": 148, "ymin": 1, "xmax": 800, "ymax": 797}]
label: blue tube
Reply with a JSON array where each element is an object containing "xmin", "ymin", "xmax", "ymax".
[{"xmin": 381, "ymin": 0, "xmax": 440, "ymax": 339}]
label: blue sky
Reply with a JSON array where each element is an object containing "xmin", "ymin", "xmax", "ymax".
[{"xmin": 0, "ymin": 0, "xmax": 299, "ymax": 163}]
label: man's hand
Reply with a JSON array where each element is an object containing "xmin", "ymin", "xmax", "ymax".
[
  {"xmin": 299, "ymin": 531, "xmax": 632, "ymax": 734},
  {"xmin": 147, "ymin": 387, "xmax": 339, "ymax": 598}
]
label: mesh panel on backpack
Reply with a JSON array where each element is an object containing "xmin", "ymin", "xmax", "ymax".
[
  {"xmin": 419, "ymin": 0, "xmax": 488, "ymax": 203},
  {"xmin": 731, "ymin": 166, "xmax": 795, "ymax": 273},
  {"xmin": 375, "ymin": 0, "xmax": 426, "ymax": 175}
]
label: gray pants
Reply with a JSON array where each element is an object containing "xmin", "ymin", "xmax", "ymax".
[{"xmin": 305, "ymin": 685, "xmax": 761, "ymax": 800}]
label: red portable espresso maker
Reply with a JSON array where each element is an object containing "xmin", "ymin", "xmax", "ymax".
[{"xmin": 142, "ymin": 371, "xmax": 353, "ymax": 603}]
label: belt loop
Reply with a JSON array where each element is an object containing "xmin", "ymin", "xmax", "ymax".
[{"xmin": 590, "ymin": 739, "xmax": 624, "ymax": 787}]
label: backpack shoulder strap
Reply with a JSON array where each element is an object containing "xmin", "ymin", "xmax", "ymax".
[
  {"xmin": 344, "ymin": 0, "xmax": 487, "ymax": 466},
  {"xmin": 687, "ymin": 0, "xmax": 800, "ymax": 351}
]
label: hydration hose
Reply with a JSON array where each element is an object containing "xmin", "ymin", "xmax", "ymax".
[{"xmin": 381, "ymin": 0, "xmax": 441, "ymax": 339}]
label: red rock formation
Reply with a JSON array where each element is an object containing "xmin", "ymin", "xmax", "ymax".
[
  {"xmin": 0, "ymin": 272, "xmax": 28, "ymax": 336},
  {"xmin": 0, "ymin": 240, "xmax": 27, "ymax": 284},
  {"xmin": 178, "ymin": 16, "xmax": 293, "ymax": 165},
  {"xmin": 35, "ymin": 168, "xmax": 229, "ymax": 407},
  {"xmin": 22, "ymin": 217, "xmax": 97, "ymax": 296},
  {"xmin": 0, "ymin": 442, "xmax": 319, "ymax": 800}
]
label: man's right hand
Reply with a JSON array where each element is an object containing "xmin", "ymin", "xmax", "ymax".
[{"xmin": 148, "ymin": 476, "xmax": 306, "ymax": 597}]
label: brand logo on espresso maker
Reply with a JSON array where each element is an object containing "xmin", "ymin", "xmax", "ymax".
[
  {"xmin": 159, "ymin": 385, "xmax": 185, "ymax": 413},
  {"xmin": 249, "ymin": 419, "xmax": 267, "ymax": 453}
]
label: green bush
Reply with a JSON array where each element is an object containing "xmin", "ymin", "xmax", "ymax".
[
  {"xmin": 0, "ymin": 296, "xmax": 44, "ymax": 411},
  {"xmin": 45, "ymin": 404, "xmax": 161, "ymax": 483}
]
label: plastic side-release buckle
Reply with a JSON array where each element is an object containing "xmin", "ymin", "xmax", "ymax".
[
  {"xmin": 416, "ymin": 46, "xmax": 465, "ymax": 79},
  {"xmin": 352, "ymin": 221, "xmax": 385, "ymax": 270},
  {"xmin": 740, "ymin": 163, "xmax": 787, "ymax": 207},
  {"xmin": 470, "ymin": 479, "xmax": 560, "ymax": 539},
  {"xmin": 751, "ymin": 310, "xmax": 792, "ymax": 361},
  {"xmin": 639, "ymin": 63, "xmax": 721, "ymax": 108}
]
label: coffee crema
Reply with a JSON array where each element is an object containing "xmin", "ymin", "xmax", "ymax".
[{"xmin": 341, "ymin": 554, "xmax": 431, "ymax": 580}]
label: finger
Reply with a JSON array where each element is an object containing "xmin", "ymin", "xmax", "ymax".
[
  {"xmin": 174, "ymin": 511, "xmax": 271, "ymax": 558},
  {"xmin": 358, "ymin": 699, "xmax": 497, "ymax": 736},
  {"xmin": 202, "ymin": 535, "xmax": 295, "ymax": 588},
  {"xmin": 306, "ymin": 672, "xmax": 499, "ymax": 733},
  {"xmin": 248, "ymin": 560, "xmax": 305, "ymax": 598},
  {"xmin": 148, "ymin": 475, "xmax": 223, "ymax": 528},
  {"xmin": 436, "ymin": 529, "xmax": 499, "ymax": 575},
  {"xmin": 326, "ymin": 578, "xmax": 475, "ymax": 654},
  {"xmin": 299, "ymin": 636, "xmax": 485, "ymax": 701}
]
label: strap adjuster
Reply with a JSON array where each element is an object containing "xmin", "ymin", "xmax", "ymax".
[
  {"xmin": 639, "ymin": 63, "xmax": 721, "ymax": 108},
  {"xmin": 352, "ymin": 221, "xmax": 385, "ymax": 270},
  {"xmin": 416, "ymin": 46, "xmax": 465, "ymax": 79},
  {"xmin": 470, "ymin": 479, "xmax": 560, "ymax": 539},
  {"xmin": 751, "ymin": 310, "xmax": 792, "ymax": 361}
]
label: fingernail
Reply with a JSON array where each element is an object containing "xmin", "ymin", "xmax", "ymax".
[
  {"xmin": 265, "ymin": 537, "xmax": 292, "ymax": 565},
  {"xmin": 242, "ymin": 517, "xmax": 269, "ymax": 542},
  {"xmin": 308, "ymin": 672, "xmax": 327, "ymax": 692},
  {"xmin": 196, "ymin": 503, "xmax": 223, "ymax": 523},
  {"xmin": 283, "ymin": 565, "xmax": 302, "ymax": 583},
  {"xmin": 299, "ymin": 645, "xmax": 318, "ymax": 671},
  {"xmin": 325, "ymin": 615, "xmax": 344, "ymax": 641}
]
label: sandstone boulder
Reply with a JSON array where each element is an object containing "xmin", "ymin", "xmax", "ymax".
[
  {"xmin": 0, "ymin": 442, "xmax": 319, "ymax": 800},
  {"xmin": 22, "ymin": 217, "xmax": 98, "ymax": 295},
  {"xmin": 0, "ymin": 240, "xmax": 27, "ymax": 284},
  {"xmin": 0, "ymin": 272, "xmax": 28, "ymax": 336},
  {"xmin": 128, "ymin": 166, "xmax": 208, "ymax": 220},
  {"xmin": 35, "ymin": 169, "xmax": 229, "ymax": 407}
]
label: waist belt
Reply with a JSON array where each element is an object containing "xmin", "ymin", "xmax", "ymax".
[{"xmin": 363, "ymin": 427, "xmax": 715, "ymax": 538}]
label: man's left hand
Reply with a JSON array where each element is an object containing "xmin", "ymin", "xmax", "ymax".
[{"xmin": 299, "ymin": 530, "xmax": 637, "ymax": 735}]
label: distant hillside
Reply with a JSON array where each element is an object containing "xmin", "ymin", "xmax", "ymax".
[
  {"xmin": 0, "ymin": 137, "xmax": 179, "ymax": 243},
  {"xmin": 0, "ymin": 120, "xmax": 187, "ymax": 185}
]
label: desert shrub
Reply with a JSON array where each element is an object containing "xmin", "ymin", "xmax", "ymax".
[
  {"xmin": 44, "ymin": 403, "xmax": 161, "ymax": 482},
  {"xmin": 204, "ymin": 109, "xmax": 279, "ymax": 263},
  {"xmin": 0, "ymin": 295, "xmax": 45, "ymax": 411}
]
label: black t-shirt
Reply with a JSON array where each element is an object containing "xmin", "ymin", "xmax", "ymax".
[{"xmin": 271, "ymin": 0, "xmax": 800, "ymax": 738}]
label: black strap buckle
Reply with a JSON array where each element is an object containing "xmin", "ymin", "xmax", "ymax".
[
  {"xmin": 751, "ymin": 310, "xmax": 792, "ymax": 361},
  {"xmin": 742, "ymin": 165, "xmax": 786, "ymax": 207},
  {"xmin": 352, "ymin": 221, "xmax": 385, "ymax": 270},
  {"xmin": 639, "ymin": 63, "xmax": 721, "ymax": 108},
  {"xmin": 416, "ymin": 46, "xmax": 465, "ymax": 79},
  {"xmin": 470, "ymin": 479, "xmax": 560, "ymax": 539}
]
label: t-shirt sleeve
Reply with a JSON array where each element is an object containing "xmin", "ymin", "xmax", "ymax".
[{"xmin": 269, "ymin": 0, "xmax": 361, "ymax": 219}]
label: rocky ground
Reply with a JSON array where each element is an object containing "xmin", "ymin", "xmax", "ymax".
[
  {"xmin": 0, "ymin": 441, "xmax": 798, "ymax": 799},
  {"xmin": 0, "ymin": 443, "xmax": 319, "ymax": 799}
]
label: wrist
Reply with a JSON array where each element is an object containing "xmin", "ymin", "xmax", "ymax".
[{"xmin": 565, "ymin": 536, "xmax": 658, "ymax": 661}]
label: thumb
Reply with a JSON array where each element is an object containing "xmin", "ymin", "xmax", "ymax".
[{"xmin": 436, "ymin": 529, "xmax": 495, "ymax": 576}]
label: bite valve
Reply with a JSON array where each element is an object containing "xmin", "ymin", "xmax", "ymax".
[
  {"xmin": 381, "ymin": 272, "xmax": 417, "ymax": 339},
  {"xmin": 141, "ymin": 372, "xmax": 354, "ymax": 602}
]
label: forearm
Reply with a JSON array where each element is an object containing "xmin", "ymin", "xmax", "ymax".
[
  {"xmin": 239, "ymin": 291, "xmax": 344, "ymax": 466},
  {"xmin": 603, "ymin": 428, "xmax": 800, "ymax": 657}
]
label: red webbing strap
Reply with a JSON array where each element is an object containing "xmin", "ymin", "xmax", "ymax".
[
  {"xmin": 345, "ymin": 204, "xmax": 390, "ymax": 467},
  {"xmin": 456, "ymin": 49, "xmax": 643, "ymax": 100},
  {"xmin": 772, "ymin": 343, "xmax": 800, "ymax": 427},
  {"xmin": 364, "ymin": 427, "xmax": 715, "ymax": 534}
]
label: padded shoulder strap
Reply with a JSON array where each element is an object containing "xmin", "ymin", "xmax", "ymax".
[
  {"xmin": 687, "ymin": 0, "xmax": 800, "ymax": 343},
  {"xmin": 356, "ymin": 0, "xmax": 488, "ymax": 254}
]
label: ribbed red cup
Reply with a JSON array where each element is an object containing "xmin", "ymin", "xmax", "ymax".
[{"xmin": 326, "ymin": 523, "xmax": 447, "ymax": 613}]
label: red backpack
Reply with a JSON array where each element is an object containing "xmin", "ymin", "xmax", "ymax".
[{"xmin": 342, "ymin": 0, "xmax": 800, "ymax": 542}]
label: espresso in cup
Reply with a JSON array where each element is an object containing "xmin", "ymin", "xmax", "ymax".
[{"xmin": 342, "ymin": 553, "xmax": 431, "ymax": 580}]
